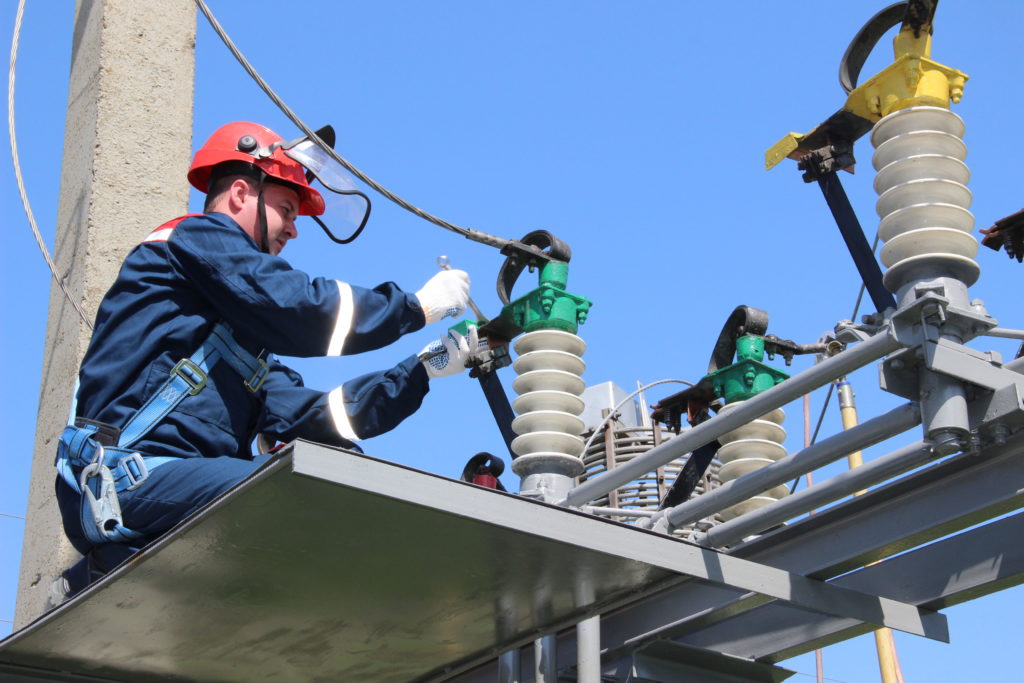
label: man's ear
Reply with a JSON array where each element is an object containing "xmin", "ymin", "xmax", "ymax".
[{"xmin": 226, "ymin": 178, "xmax": 252, "ymax": 212}]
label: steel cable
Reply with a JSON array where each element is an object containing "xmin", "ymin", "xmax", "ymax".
[
  {"xmin": 194, "ymin": 0, "xmax": 510, "ymax": 252},
  {"xmin": 8, "ymin": 0, "xmax": 93, "ymax": 331}
]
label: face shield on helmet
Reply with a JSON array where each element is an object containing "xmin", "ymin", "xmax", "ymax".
[{"xmin": 278, "ymin": 127, "xmax": 372, "ymax": 245}]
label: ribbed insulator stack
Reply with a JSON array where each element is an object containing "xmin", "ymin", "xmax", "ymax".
[
  {"xmin": 510, "ymin": 330, "xmax": 588, "ymax": 482},
  {"xmin": 578, "ymin": 425, "xmax": 721, "ymax": 539},
  {"xmin": 715, "ymin": 403, "xmax": 789, "ymax": 522},
  {"xmin": 872, "ymin": 106, "xmax": 978, "ymax": 296}
]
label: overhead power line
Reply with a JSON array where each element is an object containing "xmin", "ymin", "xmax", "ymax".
[
  {"xmin": 8, "ymin": 0, "xmax": 93, "ymax": 330},
  {"xmin": 194, "ymin": 0, "xmax": 511, "ymax": 252}
]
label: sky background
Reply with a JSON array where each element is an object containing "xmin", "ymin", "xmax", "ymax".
[{"xmin": 3, "ymin": 1, "xmax": 1024, "ymax": 680}]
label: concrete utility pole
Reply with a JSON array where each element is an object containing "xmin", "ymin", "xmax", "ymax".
[{"xmin": 15, "ymin": 0, "xmax": 195, "ymax": 627}]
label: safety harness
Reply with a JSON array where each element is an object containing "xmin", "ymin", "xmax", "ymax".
[{"xmin": 56, "ymin": 321, "xmax": 271, "ymax": 546}]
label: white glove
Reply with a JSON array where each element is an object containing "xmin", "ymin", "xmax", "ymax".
[
  {"xmin": 415, "ymin": 269, "xmax": 470, "ymax": 324},
  {"xmin": 419, "ymin": 326, "xmax": 485, "ymax": 379}
]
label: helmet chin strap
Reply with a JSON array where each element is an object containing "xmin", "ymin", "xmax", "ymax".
[{"xmin": 254, "ymin": 170, "xmax": 270, "ymax": 254}]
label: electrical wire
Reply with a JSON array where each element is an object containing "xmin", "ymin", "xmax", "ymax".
[
  {"xmin": 8, "ymin": 0, "xmax": 93, "ymax": 331},
  {"xmin": 580, "ymin": 378, "xmax": 693, "ymax": 455},
  {"xmin": 193, "ymin": 0, "xmax": 511, "ymax": 252},
  {"xmin": 0, "ymin": 512, "xmax": 25, "ymax": 521}
]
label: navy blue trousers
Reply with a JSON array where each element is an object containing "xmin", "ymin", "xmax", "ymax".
[{"xmin": 56, "ymin": 453, "xmax": 276, "ymax": 555}]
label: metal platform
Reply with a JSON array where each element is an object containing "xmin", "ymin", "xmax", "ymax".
[{"xmin": 0, "ymin": 440, "xmax": 946, "ymax": 682}]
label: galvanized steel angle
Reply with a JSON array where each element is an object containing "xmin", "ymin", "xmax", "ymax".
[
  {"xmin": 924, "ymin": 338, "xmax": 1024, "ymax": 392},
  {"xmin": 879, "ymin": 347, "xmax": 921, "ymax": 400},
  {"xmin": 967, "ymin": 383, "xmax": 1024, "ymax": 445}
]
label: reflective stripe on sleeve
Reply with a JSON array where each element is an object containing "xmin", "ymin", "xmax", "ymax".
[
  {"xmin": 327, "ymin": 281, "xmax": 355, "ymax": 356},
  {"xmin": 143, "ymin": 227, "xmax": 174, "ymax": 243},
  {"xmin": 327, "ymin": 386, "xmax": 359, "ymax": 441}
]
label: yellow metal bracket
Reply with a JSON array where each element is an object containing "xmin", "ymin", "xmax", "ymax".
[{"xmin": 766, "ymin": 20, "xmax": 968, "ymax": 170}]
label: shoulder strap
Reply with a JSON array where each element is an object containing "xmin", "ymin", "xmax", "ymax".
[{"xmin": 117, "ymin": 322, "xmax": 269, "ymax": 449}]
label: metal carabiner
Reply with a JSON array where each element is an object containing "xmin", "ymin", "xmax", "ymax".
[{"xmin": 79, "ymin": 459, "xmax": 124, "ymax": 537}]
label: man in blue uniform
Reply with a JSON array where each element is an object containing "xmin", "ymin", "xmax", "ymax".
[{"xmin": 55, "ymin": 122, "xmax": 477, "ymax": 575}]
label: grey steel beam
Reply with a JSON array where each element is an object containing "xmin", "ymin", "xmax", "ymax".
[
  {"xmin": 561, "ymin": 330, "xmax": 902, "ymax": 507},
  {"xmin": 656, "ymin": 403, "xmax": 920, "ymax": 532},
  {"xmin": 1005, "ymin": 356, "xmax": 1024, "ymax": 373},
  {"xmin": 733, "ymin": 435, "xmax": 1024, "ymax": 577},
  {"xmin": 701, "ymin": 440, "xmax": 933, "ymax": 548},
  {"xmin": 985, "ymin": 327, "xmax": 1024, "ymax": 340},
  {"xmin": 630, "ymin": 641, "xmax": 795, "ymax": 682},
  {"xmin": 659, "ymin": 433, "xmax": 1024, "ymax": 659},
  {"xmin": 682, "ymin": 510, "xmax": 1024, "ymax": 662}
]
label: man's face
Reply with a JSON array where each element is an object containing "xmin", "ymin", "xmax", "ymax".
[{"xmin": 238, "ymin": 181, "xmax": 301, "ymax": 255}]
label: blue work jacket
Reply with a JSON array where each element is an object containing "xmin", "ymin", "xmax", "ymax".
[{"xmin": 74, "ymin": 212, "xmax": 430, "ymax": 461}]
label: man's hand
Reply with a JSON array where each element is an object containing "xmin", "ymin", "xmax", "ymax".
[
  {"xmin": 419, "ymin": 325, "xmax": 486, "ymax": 379},
  {"xmin": 415, "ymin": 269, "xmax": 470, "ymax": 323}
]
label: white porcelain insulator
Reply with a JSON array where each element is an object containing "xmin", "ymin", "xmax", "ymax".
[
  {"xmin": 871, "ymin": 106, "xmax": 978, "ymax": 294},
  {"xmin": 510, "ymin": 330, "xmax": 587, "ymax": 479},
  {"xmin": 715, "ymin": 401, "xmax": 788, "ymax": 522}
]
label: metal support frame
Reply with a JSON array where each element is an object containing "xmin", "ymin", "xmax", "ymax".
[
  {"xmin": 684, "ymin": 510, "xmax": 1024, "ymax": 663},
  {"xmin": 498, "ymin": 650, "xmax": 521, "ymax": 683},
  {"xmin": 577, "ymin": 616, "xmax": 601, "ymax": 683},
  {"xmin": 563, "ymin": 330, "xmax": 901, "ymax": 507},
  {"xmin": 457, "ymin": 396, "xmax": 1024, "ymax": 681},
  {"xmin": 535, "ymin": 635, "xmax": 558, "ymax": 682},
  {"xmin": 653, "ymin": 402, "xmax": 919, "ymax": 533},
  {"xmin": 800, "ymin": 146, "xmax": 896, "ymax": 314},
  {"xmin": 630, "ymin": 641, "xmax": 795, "ymax": 683},
  {"xmin": 700, "ymin": 440, "xmax": 934, "ymax": 548},
  {"xmin": 652, "ymin": 434, "xmax": 1024, "ymax": 661}
]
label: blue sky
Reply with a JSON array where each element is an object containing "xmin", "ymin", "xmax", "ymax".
[{"xmin": 3, "ymin": 1, "xmax": 1024, "ymax": 680}]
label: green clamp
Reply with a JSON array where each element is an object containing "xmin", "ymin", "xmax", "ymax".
[
  {"xmin": 703, "ymin": 335, "xmax": 789, "ymax": 404},
  {"xmin": 497, "ymin": 260, "xmax": 592, "ymax": 334}
]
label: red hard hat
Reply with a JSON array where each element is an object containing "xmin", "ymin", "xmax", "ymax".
[{"xmin": 188, "ymin": 121, "xmax": 325, "ymax": 216}]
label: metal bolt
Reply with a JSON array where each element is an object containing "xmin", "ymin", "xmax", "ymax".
[
  {"xmin": 237, "ymin": 135, "xmax": 257, "ymax": 152},
  {"xmin": 930, "ymin": 429, "xmax": 964, "ymax": 456},
  {"xmin": 993, "ymin": 423, "xmax": 1010, "ymax": 446}
]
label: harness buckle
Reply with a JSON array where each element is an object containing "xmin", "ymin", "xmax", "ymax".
[
  {"xmin": 244, "ymin": 357, "xmax": 270, "ymax": 393},
  {"xmin": 171, "ymin": 358, "xmax": 207, "ymax": 395},
  {"xmin": 79, "ymin": 458, "xmax": 124, "ymax": 536},
  {"xmin": 120, "ymin": 452, "xmax": 150, "ymax": 491}
]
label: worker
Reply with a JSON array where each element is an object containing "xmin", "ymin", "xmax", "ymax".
[{"xmin": 54, "ymin": 121, "xmax": 480, "ymax": 584}]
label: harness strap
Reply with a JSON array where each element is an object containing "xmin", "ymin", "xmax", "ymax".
[
  {"xmin": 118, "ymin": 322, "xmax": 269, "ymax": 448},
  {"xmin": 57, "ymin": 322, "xmax": 269, "ymax": 545}
]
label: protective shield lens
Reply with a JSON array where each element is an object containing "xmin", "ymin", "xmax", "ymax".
[
  {"xmin": 286, "ymin": 139, "xmax": 360, "ymax": 193},
  {"xmin": 285, "ymin": 140, "xmax": 371, "ymax": 244}
]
